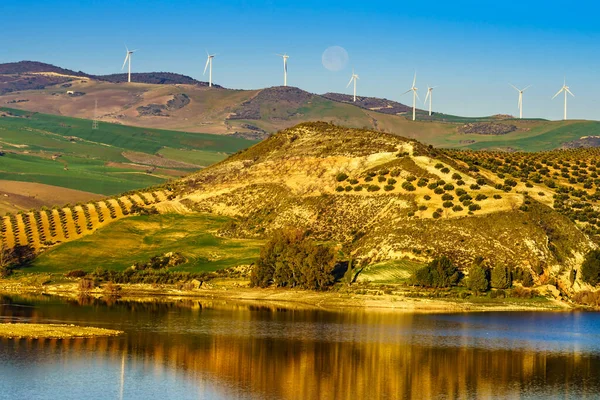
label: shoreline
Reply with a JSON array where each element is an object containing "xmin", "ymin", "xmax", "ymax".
[{"xmin": 0, "ymin": 279, "xmax": 573, "ymax": 313}]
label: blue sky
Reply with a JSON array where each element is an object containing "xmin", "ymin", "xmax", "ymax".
[{"xmin": 2, "ymin": 0, "xmax": 599, "ymax": 120}]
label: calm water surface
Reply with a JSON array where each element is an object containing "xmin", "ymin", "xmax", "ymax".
[{"xmin": 1, "ymin": 294, "xmax": 599, "ymax": 399}]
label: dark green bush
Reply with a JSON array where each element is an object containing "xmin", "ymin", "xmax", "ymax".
[
  {"xmin": 581, "ymin": 249, "xmax": 600, "ymax": 286},
  {"xmin": 336, "ymin": 173, "xmax": 349, "ymax": 182},
  {"xmin": 412, "ymin": 256, "xmax": 460, "ymax": 288}
]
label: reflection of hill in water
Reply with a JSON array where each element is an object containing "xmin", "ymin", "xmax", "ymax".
[{"xmin": 1, "ymin": 295, "xmax": 599, "ymax": 399}]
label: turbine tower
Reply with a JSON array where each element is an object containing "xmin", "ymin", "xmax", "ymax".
[
  {"xmin": 277, "ymin": 53, "xmax": 289, "ymax": 86},
  {"xmin": 121, "ymin": 46, "xmax": 137, "ymax": 83},
  {"xmin": 401, "ymin": 73, "xmax": 419, "ymax": 121},
  {"xmin": 510, "ymin": 84, "xmax": 531, "ymax": 119},
  {"xmin": 552, "ymin": 79, "xmax": 574, "ymax": 120},
  {"xmin": 346, "ymin": 69, "xmax": 359, "ymax": 102},
  {"xmin": 204, "ymin": 51, "xmax": 216, "ymax": 87},
  {"xmin": 424, "ymin": 85, "xmax": 437, "ymax": 117}
]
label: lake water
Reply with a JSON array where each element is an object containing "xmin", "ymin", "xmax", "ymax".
[{"xmin": 1, "ymin": 294, "xmax": 599, "ymax": 400}]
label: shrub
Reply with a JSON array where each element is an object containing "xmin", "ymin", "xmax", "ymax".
[
  {"xmin": 443, "ymin": 183, "xmax": 455, "ymax": 191},
  {"xmin": 434, "ymin": 163, "xmax": 444, "ymax": 169},
  {"xmin": 249, "ymin": 228, "xmax": 337, "ymax": 290},
  {"xmin": 349, "ymin": 179, "xmax": 359, "ymax": 185},
  {"xmin": 387, "ymin": 178, "xmax": 397, "ymax": 185},
  {"xmin": 417, "ymin": 178, "xmax": 428, "ymax": 187},
  {"xmin": 456, "ymin": 180, "xmax": 465, "ymax": 186},
  {"xmin": 390, "ymin": 169, "xmax": 401, "ymax": 177},
  {"xmin": 384, "ymin": 185, "xmax": 395, "ymax": 191},
  {"xmin": 467, "ymin": 263, "xmax": 489, "ymax": 293},
  {"xmin": 441, "ymin": 193, "xmax": 454, "ymax": 201},
  {"xmin": 434, "ymin": 187, "xmax": 445, "ymax": 194},
  {"xmin": 468, "ymin": 203, "xmax": 481, "ymax": 211},
  {"xmin": 452, "ymin": 173, "xmax": 462, "ymax": 180},
  {"xmin": 365, "ymin": 176, "xmax": 373, "ymax": 182},
  {"xmin": 427, "ymin": 183, "xmax": 438, "ymax": 190},
  {"xmin": 378, "ymin": 176, "xmax": 386, "ymax": 182},
  {"xmin": 65, "ymin": 270, "xmax": 86, "ymax": 278},
  {"xmin": 475, "ymin": 194, "xmax": 488, "ymax": 201},
  {"xmin": 455, "ymin": 188, "xmax": 467, "ymax": 196},
  {"xmin": 432, "ymin": 212, "xmax": 441, "ymax": 219},
  {"xmin": 336, "ymin": 173, "xmax": 349, "ymax": 182},
  {"xmin": 452, "ymin": 205, "xmax": 463, "ymax": 212},
  {"xmin": 406, "ymin": 175, "xmax": 417, "ymax": 182},
  {"xmin": 401, "ymin": 182, "xmax": 416, "ymax": 191},
  {"xmin": 424, "ymin": 195, "xmax": 431, "ymax": 200},
  {"xmin": 354, "ymin": 186, "xmax": 363, "ymax": 192},
  {"xmin": 367, "ymin": 185, "xmax": 381, "ymax": 192},
  {"xmin": 581, "ymin": 249, "xmax": 600, "ymax": 286},
  {"xmin": 336, "ymin": 186, "xmax": 344, "ymax": 192},
  {"xmin": 470, "ymin": 184, "xmax": 480, "ymax": 190},
  {"xmin": 491, "ymin": 265, "xmax": 512, "ymax": 289},
  {"xmin": 345, "ymin": 186, "xmax": 353, "ymax": 192},
  {"xmin": 504, "ymin": 178, "xmax": 518, "ymax": 187},
  {"xmin": 493, "ymin": 194, "xmax": 502, "ymax": 199},
  {"xmin": 442, "ymin": 201, "xmax": 454, "ymax": 208},
  {"xmin": 440, "ymin": 167, "xmax": 450, "ymax": 174}
]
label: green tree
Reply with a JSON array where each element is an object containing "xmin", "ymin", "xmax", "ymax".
[
  {"xmin": 466, "ymin": 263, "xmax": 489, "ymax": 293},
  {"xmin": 581, "ymin": 249, "xmax": 600, "ymax": 286},
  {"xmin": 412, "ymin": 256, "xmax": 459, "ymax": 288},
  {"xmin": 491, "ymin": 264, "xmax": 512, "ymax": 289},
  {"xmin": 250, "ymin": 228, "xmax": 337, "ymax": 290}
]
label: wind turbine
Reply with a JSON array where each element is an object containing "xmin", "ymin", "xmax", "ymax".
[
  {"xmin": 424, "ymin": 85, "xmax": 437, "ymax": 116},
  {"xmin": 204, "ymin": 51, "xmax": 216, "ymax": 87},
  {"xmin": 346, "ymin": 69, "xmax": 359, "ymax": 102},
  {"xmin": 121, "ymin": 46, "xmax": 137, "ymax": 83},
  {"xmin": 510, "ymin": 84, "xmax": 531, "ymax": 119},
  {"xmin": 552, "ymin": 79, "xmax": 574, "ymax": 120},
  {"xmin": 277, "ymin": 53, "xmax": 289, "ymax": 86},
  {"xmin": 401, "ymin": 73, "xmax": 419, "ymax": 121}
]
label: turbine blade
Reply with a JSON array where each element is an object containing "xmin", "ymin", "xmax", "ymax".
[
  {"xmin": 121, "ymin": 54, "xmax": 129, "ymax": 70},
  {"xmin": 401, "ymin": 89, "xmax": 412, "ymax": 96},
  {"xmin": 566, "ymin": 88, "xmax": 575, "ymax": 97},
  {"xmin": 412, "ymin": 72, "xmax": 417, "ymax": 88},
  {"xmin": 203, "ymin": 57, "xmax": 210, "ymax": 75},
  {"xmin": 552, "ymin": 88, "xmax": 564, "ymax": 99},
  {"xmin": 509, "ymin": 84, "xmax": 520, "ymax": 92},
  {"xmin": 415, "ymin": 90, "xmax": 420, "ymax": 101},
  {"xmin": 346, "ymin": 76, "xmax": 354, "ymax": 88},
  {"xmin": 424, "ymin": 91, "xmax": 430, "ymax": 104},
  {"xmin": 523, "ymin": 85, "xmax": 532, "ymax": 92}
]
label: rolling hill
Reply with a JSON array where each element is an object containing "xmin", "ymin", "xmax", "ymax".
[
  {"xmin": 0, "ymin": 107, "xmax": 255, "ymax": 214},
  {"xmin": 3, "ymin": 123, "xmax": 598, "ymax": 300},
  {"xmin": 3, "ymin": 61, "xmax": 600, "ymax": 151}
]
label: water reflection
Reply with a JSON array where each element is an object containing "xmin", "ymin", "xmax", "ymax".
[{"xmin": 1, "ymin": 294, "xmax": 599, "ymax": 399}]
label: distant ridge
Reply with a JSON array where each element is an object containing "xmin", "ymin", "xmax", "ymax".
[
  {"xmin": 0, "ymin": 61, "xmax": 219, "ymax": 93},
  {"xmin": 323, "ymin": 92, "xmax": 414, "ymax": 115}
]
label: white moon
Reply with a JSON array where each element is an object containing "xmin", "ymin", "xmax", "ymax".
[{"xmin": 322, "ymin": 46, "xmax": 349, "ymax": 72}]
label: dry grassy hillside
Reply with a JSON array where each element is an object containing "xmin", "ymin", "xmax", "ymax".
[{"xmin": 153, "ymin": 122, "xmax": 594, "ymax": 294}]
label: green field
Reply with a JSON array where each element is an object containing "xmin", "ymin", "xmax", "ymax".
[
  {"xmin": 357, "ymin": 259, "xmax": 425, "ymax": 284},
  {"xmin": 0, "ymin": 108, "xmax": 256, "ymax": 194},
  {"xmin": 28, "ymin": 213, "xmax": 263, "ymax": 274}
]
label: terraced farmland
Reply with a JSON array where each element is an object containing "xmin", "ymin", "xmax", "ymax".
[{"xmin": 0, "ymin": 188, "xmax": 172, "ymax": 252}]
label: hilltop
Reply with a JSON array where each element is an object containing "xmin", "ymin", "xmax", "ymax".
[
  {"xmin": 3, "ymin": 123, "xmax": 599, "ymax": 303},
  {"xmin": 3, "ymin": 61, "xmax": 600, "ymax": 150}
]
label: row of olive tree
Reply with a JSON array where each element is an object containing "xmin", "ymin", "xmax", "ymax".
[{"xmin": 250, "ymin": 228, "xmax": 337, "ymax": 290}]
